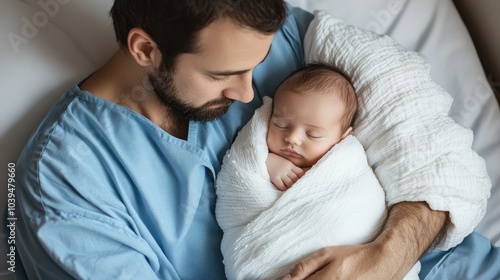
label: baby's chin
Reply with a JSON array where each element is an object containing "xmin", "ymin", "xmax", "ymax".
[{"xmin": 285, "ymin": 155, "xmax": 313, "ymax": 169}]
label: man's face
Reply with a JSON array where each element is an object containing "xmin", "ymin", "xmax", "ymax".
[{"xmin": 149, "ymin": 17, "xmax": 274, "ymax": 122}]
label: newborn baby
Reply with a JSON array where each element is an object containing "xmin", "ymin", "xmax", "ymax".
[{"xmin": 216, "ymin": 63, "xmax": 420, "ymax": 280}]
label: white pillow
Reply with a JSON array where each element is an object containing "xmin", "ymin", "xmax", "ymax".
[{"xmin": 304, "ymin": 10, "xmax": 491, "ymax": 250}]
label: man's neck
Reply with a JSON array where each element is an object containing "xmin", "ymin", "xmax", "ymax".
[{"xmin": 80, "ymin": 50, "xmax": 189, "ymax": 140}]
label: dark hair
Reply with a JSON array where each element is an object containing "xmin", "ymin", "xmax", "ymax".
[
  {"xmin": 110, "ymin": 0, "xmax": 286, "ymax": 71},
  {"xmin": 278, "ymin": 62, "xmax": 358, "ymax": 131}
]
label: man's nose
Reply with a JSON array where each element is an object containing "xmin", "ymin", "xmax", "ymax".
[
  {"xmin": 223, "ymin": 72, "xmax": 254, "ymax": 103},
  {"xmin": 285, "ymin": 129, "xmax": 302, "ymax": 146}
]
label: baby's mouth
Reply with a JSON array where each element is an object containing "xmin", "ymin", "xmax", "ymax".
[{"xmin": 281, "ymin": 147, "xmax": 302, "ymax": 158}]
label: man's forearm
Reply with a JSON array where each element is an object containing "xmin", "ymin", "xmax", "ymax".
[{"xmin": 374, "ymin": 201, "xmax": 448, "ymax": 278}]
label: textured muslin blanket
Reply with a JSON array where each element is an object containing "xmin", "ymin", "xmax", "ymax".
[
  {"xmin": 216, "ymin": 97, "xmax": 420, "ymax": 280},
  {"xmin": 303, "ymin": 11, "xmax": 491, "ymax": 250}
]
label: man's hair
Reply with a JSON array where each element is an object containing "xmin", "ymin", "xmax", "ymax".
[
  {"xmin": 110, "ymin": 0, "xmax": 286, "ymax": 71},
  {"xmin": 278, "ymin": 63, "xmax": 358, "ymax": 132}
]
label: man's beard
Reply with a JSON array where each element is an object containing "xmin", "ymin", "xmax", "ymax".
[{"xmin": 147, "ymin": 70, "xmax": 233, "ymax": 122}]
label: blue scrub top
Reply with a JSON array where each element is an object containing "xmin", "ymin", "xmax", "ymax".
[{"xmin": 15, "ymin": 6, "xmax": 313, "ymax": 280}]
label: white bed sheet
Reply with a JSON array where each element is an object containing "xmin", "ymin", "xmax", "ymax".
[{"xmin": 0, "ymin": 2, "xmax": 498, "ymax": 276}]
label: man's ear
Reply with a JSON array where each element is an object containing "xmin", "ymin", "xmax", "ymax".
[
  {"xmin": 127, "ymin": 28, "xmax": 160, "ymax": 67},
  {"xmin": 341, "ymin": 126, "xmax": 353, "ymax": 140}
]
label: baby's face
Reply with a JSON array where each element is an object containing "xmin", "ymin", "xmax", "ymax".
[{"xmin": 267, "ymin": 89, "xmax": 349, "ymax": 168}]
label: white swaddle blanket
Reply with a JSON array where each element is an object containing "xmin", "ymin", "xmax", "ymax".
[{"xmin": 216, "ymin": 97, "xmax": 420, "ymax": 280}]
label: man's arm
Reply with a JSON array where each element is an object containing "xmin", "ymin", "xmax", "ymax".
[{"xmin": 285, "ymin": 201, "xmax": 448, "ymax": 280}]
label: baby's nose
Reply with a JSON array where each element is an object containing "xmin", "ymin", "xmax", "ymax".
[{"xmin": 285, "ymin": 130, "xmax": 302, "ymax": 146}]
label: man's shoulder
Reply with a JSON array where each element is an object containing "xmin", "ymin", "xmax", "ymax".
[
  {"xmin": 285, "ymin": 3, "xmax": 313, "ymax": 42},
  {"xmin": 17, "ymin": 86, "xmax": 78, "ymax": 159},
  {"xmin": 17, "ymin": 85, "xmax": 111, "ymax": 179}
]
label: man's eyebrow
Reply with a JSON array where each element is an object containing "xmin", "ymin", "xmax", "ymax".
[
  {"xmin": 207, "ymin": 45, "xmax": 272, "ymax": 76},
  {"xmin": 207, "ymin": 69, "xmax": 252, "ymax": 76}
]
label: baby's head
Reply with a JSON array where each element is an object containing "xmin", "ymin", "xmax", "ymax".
[{"xmin": 267, "ymin": 63, "xmax": 358, "ymax": 168}]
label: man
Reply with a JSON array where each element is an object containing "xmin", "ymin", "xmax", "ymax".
[{"xmin": 15, "ymin": 0, "xmax": 496, "ymax": 279}]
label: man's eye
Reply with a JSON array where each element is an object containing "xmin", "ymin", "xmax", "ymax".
[{"xmin": 210, "ymin": 75, "xmax": 230, "ymax": 82}]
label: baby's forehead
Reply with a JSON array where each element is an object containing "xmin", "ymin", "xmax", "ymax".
[
  {"xmin": 272, "ymin": 91, "xmax": 345, "ymax": 121},
  {"xmin": 277, "ymin": 75, "xmax": 348, "ymax": 101},
  {"xmin": 274, "ymin": 88, "xmax": 346, "ymax": 109}
]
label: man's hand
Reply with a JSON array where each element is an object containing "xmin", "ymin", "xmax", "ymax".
[
  {"xmin": 266, "ymin": 153, "xmax": 306, "ymax": 191},
  {"xmin": 283, "ymin": 243, "xmax": 391, "ymax": 280},
  {"xmin": 283, "ymin": 201, "xmax": 448, "ymax": 279}
]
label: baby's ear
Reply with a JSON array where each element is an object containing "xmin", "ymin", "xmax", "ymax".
[{"xmin": 341, "ymin": 127, "xmax": 353, "ymax": 140}]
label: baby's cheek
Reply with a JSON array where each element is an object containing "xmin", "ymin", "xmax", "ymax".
[
  {"xmin": 306, "ymin": 144, "xmax": 332, "ymax": 164},
  {"xmin": 266, "ymin": 131, "xmax": 280, "ymax": 153}
]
